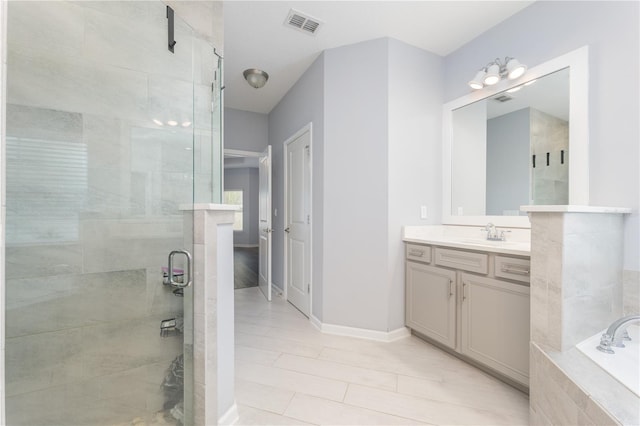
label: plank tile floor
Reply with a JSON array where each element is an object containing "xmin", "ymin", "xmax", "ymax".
[{"xmin": 234, "ymin": 287, "xmax": 530, "ymax": 425}]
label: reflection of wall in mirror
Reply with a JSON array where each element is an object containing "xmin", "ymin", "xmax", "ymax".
[
  {"xmin": 452, "ymin": 101, "xmax": 486, "ymax": 216},
  {"xmin": 530, "ymin": 108, "xmax": 569, "ymax": 205},
  {"xmin": 486, "ymin": 108, "xmax": 530, "ymax": 216}
]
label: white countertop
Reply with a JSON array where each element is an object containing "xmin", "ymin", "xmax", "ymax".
[
  {"xmin": 403, "ymin": 225, "xmax": 531, "ymax": 256},
  {"xmin": 521, "ymin": 205, "xmax": 632, "ymax": 214}
]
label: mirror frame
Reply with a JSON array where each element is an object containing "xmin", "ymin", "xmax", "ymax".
[{"xmin": 442, "ymin": 46, "xmax": 589, "ymax": 228}]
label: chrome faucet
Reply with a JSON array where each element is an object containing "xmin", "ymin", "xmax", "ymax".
[
  {"xmin": 596, "ymin": 314, "xmax": 640, "ymax": 354},
  {"xmin": 482, "ymin": 223, "xmax": 510, "ymax": 241}
]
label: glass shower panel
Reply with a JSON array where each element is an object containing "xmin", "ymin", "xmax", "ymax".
[
  {"xmin": 192, "ymin": 38, "xmax": 223, "ymax": 205},
  {"xmin": 4, "ymin": 2, "xmax": 216, "ymax": 424}
]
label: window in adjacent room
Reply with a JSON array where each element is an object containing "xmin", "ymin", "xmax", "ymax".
[{"xmin": 224, "ymin": 190, "xmax": 243, "ymax": 231}]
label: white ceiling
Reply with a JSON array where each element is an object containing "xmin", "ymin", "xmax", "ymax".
[{"xmin": 223, "ymin": 1, "xmax": 535, "ymax": 114}]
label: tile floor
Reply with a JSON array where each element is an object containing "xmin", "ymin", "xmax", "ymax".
[{"xmin": 234, "ymin": 287, "xmax": 530, "ymax": 425}]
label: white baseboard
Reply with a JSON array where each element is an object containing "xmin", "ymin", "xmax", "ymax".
[
  {"xmin": 233, "ymin": 244, "xmax": 258, "ymax": 248},
  {"xmin": 312, "ymin": 319, "xmax": 410, "ymax": 342},
  {"xmin": 271, "ymin": 282, "xmax": 284, "ymax": 296},
  {"xmin": 218, "ymin": 402, "xmax": 239, "ymax": 425},
  {"xmin": 310, "ymin": 314, "xmax": 322, "ymax": 332}
]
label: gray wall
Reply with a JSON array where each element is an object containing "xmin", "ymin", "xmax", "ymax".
[
  {"xmin": 268, "ymin": 38, "xmax": 442, "ymax": 332},
  {"xmin": 224, "ymin": 167, "xmax": 259, "ymax": 246},
  {"xmin": 323, "ymin": 38, "xmax": 390, "ymax": 331},
  {"xmin": 444, "ymin": 0, "xmax": 639, "ymax": 271},
  {"xmin": 386, "ymin": 38, "xmax": 443, "ymax": 330},
  {"xmin": 268, "ymin": 54, "xmax": 324, "ymax": 314},
  {"xmin": 224, "ymin": 107, "xmax": 268, "ymax": 152},
  {"xmin": 486, "ymin": 108, "xmax": 530, "ymax": 215},
  {"xmin": 223, "ymin": 108, "xmax": 267, "ymax": 247}
]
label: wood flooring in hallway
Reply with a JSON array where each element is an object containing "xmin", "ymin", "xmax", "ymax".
[
  {"xmin": 234, "ymin": 287, "xmax": 530, "ymax": 425},
  {"xmin": 234, "ymin": 247, "xmax": 259, "ymax": 290}
]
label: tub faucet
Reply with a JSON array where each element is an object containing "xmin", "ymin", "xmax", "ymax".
[{"xmin": 597, "ymin": 314, "xmax": 640, "ymax": 354}]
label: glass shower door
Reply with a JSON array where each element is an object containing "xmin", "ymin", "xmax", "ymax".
[{"xmin": 4, "ymin": 2, "xmax": 217, "ymax": 424}]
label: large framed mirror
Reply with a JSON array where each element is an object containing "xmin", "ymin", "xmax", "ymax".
[{"xmin": 442, "ymin": 46, "xmax": 589, "ymax": 228}]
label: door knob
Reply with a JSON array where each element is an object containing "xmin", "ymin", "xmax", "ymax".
[{"xmin": 284, "ymin": 227, "xmax": 290, "ymax": 233}]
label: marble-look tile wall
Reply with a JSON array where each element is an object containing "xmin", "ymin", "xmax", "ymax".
[
  {"xmin": 530, "ymin": 108, "xmax": 569, "ymax": 205},
  {"xmin": 530, "ymin": 212, "xmax": 624, "ymax": 351},
  {"xmin": 4, "ymin": 1, "xmax": 218, "ymax": 424},
  {"xmin": 623, "ymin": 269, "xmax": 640, "ymax": 315},
  {"xmin": 529, "ymin": 343, "xmax": 621, "ymax": 425},
  {"xmin": 528, "ymin": 210, "xmax": 633, "ymax": 425},
  {"xmin": 182, "ymin": 206, "xmax": 237, "ymax": 425}
]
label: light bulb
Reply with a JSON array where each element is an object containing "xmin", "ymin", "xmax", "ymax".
[
  {"xmin": 483, "ymin": 64, "xmax": 501, "ymax": 86},
  {"xmin": 468, "ymin": 70, "xmax": 486, "ymax": 90},
  {"xmin": 167, "ymin": 120, "xmax": 178, "ymax": 127},
  {"xmin": 506, "ymin": 58, "xmax": 527, "ymax": 80}
]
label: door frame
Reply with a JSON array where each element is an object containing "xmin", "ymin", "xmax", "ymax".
[
  {"xmin": 283, "ymin": 123, "xmax": 313, "ymax": 315},
  {"xmin": 257, "ymin": 146, "xmax": 272, "ymax": 301},
  {"xmin": 223, "ymin": 148, "xmax": 271, "ymax": 293}
]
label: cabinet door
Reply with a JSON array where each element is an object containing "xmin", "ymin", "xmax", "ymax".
[
  {"xmin": 460, "ymin": 273, "xmax": 530, "ymax": 386},
  {"xmin": 406, "ymin": 262, "xmax": 457, "ymax": 349}
]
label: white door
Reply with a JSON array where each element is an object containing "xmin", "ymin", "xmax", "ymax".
[
  {"xmin": 258, "ymin": 146, "xmax": 272, "ymax": 301},
  {"xmin": 285, "ymin": 129, "xmax": 311, "ymax": 316}
]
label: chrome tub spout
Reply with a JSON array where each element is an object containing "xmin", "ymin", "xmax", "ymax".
[{"xmin": 597, "ymin": 314, "xmax": 640, "ymax": 354}]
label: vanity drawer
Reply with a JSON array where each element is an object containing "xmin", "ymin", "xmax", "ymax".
[
  {"xmin": 495, "ymin": 256, "xmax": 531, "ymax": 283},
  {"xmin": 406, "ymin": 244, "xmax": 431, "ymax": 263},
  {"xmin": 434, "ymin": 247, "xmax": 488, "ymax": 274}
]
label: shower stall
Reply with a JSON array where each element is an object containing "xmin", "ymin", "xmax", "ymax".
[{"xmin": 3, "ymin": 2, "xmax": 222, "ymax": 424}]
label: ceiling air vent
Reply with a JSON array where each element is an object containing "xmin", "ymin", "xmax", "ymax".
[
  {"xmin": 493, "ymin": 94, "xmax": 513, "ymax": 103},
  {"xmin": 285, "ymin": 9, "xmax": 322, "ymax": 36}
]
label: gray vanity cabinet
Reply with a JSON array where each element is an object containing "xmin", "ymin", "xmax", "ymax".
[
  {"xmin": 460, "ymin": 273, "xmax": 530, "ymax": 386},
  {"xmin": 405, "ymin": 242, "xmax": 531, "ymax": 388},
  {"xmin": 406, "ymin": 262, "xmax": 457, "ymax": 349}
]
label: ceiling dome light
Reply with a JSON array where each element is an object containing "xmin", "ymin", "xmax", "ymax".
[
  {"xmin": 506, "ymin": 58, "xmax": 527, "ymax": 80},
  {"xmin": 468, "ymin": 70, "xmax": 486, "ymax": 90},
  {"xmin": 483, "ymin": 64, "xmax": 501, "ymax": 86},
  {"xmin": 243, "ymin": 68, "xmax": 269, "ymax": 89}
]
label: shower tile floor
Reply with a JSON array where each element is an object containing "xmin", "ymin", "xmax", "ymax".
[{"xmin": 234, "ymin": 287, "xmax": 530, "ymax": 425}]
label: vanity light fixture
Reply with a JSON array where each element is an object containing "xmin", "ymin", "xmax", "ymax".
[
  {"xmin": 468, "ymin": 57, "xmax": 527, "ymax": 90},
  {"xmin": 243, "ymin": 68, "xmax": 269, "ymax": 89}
]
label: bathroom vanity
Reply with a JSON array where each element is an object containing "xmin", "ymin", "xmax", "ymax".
[{"xmin": 403, "ymin": 226, "xmax": 531, "ymax": 389}]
